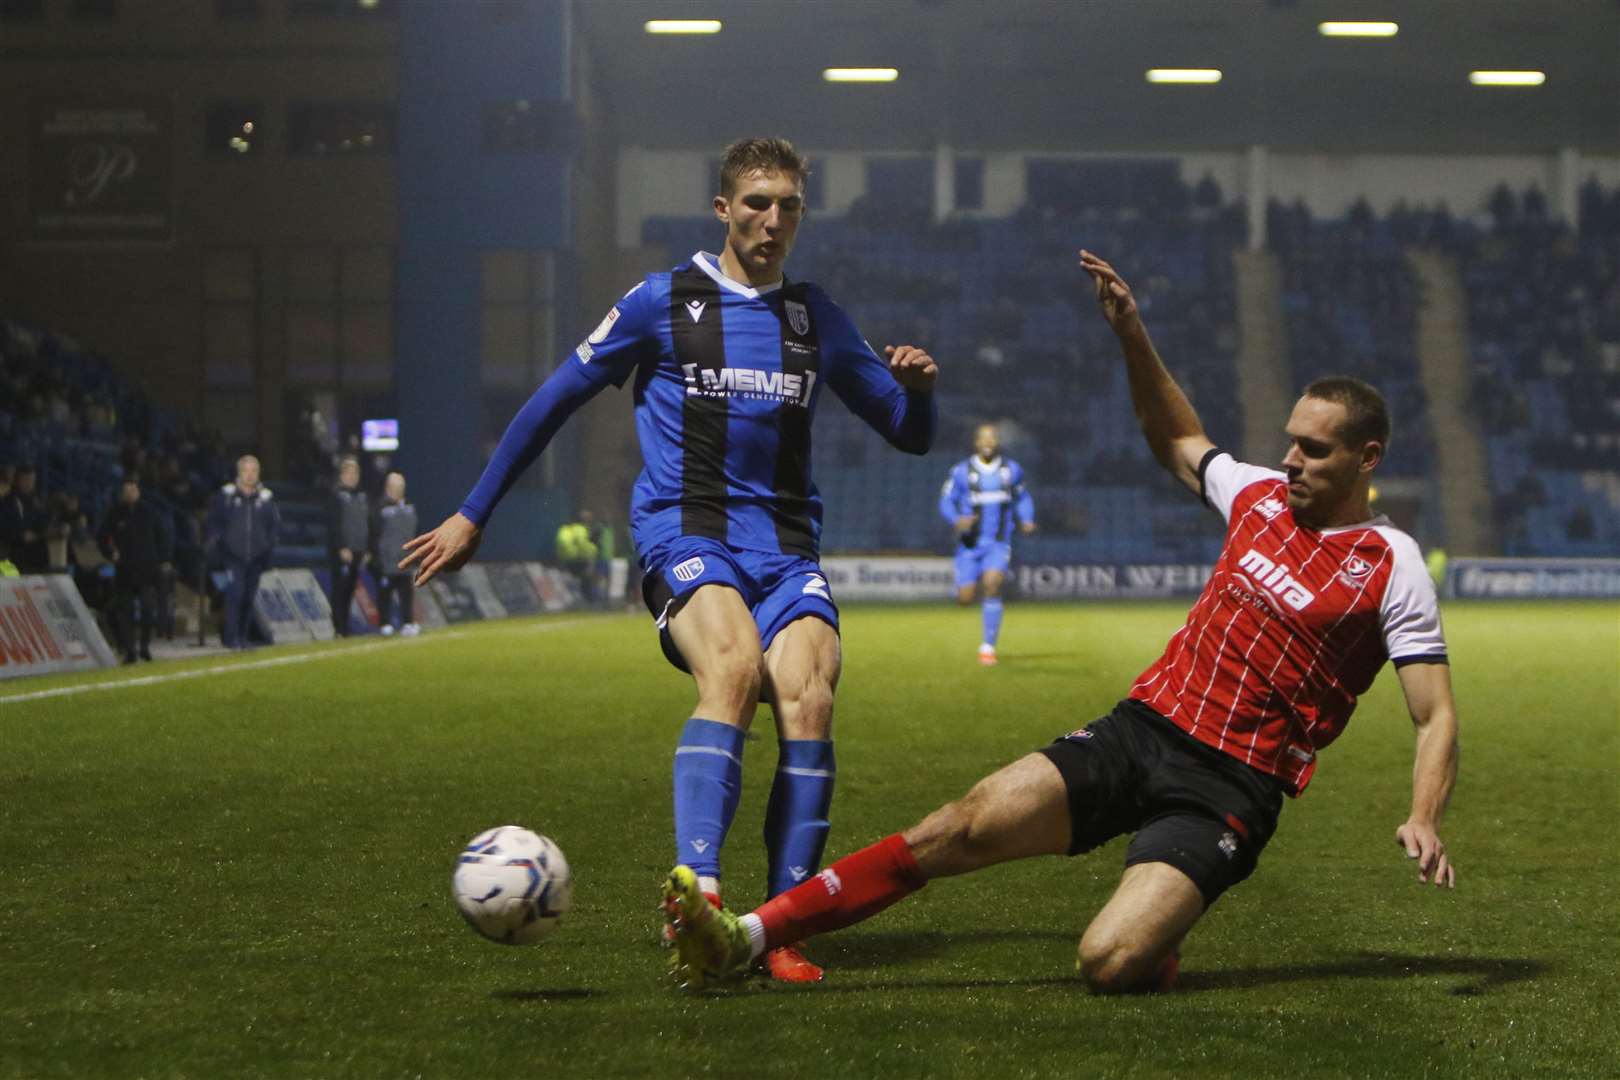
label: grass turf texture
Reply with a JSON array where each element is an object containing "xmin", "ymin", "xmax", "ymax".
[{"xmin": 3, "ymin": 601, "xmax": 1617, "ymax": 1079}]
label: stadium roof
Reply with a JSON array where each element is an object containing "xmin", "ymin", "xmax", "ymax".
[{"xmin": 580, "ymin": 0, "xmax": 1620, "ymax": 154}]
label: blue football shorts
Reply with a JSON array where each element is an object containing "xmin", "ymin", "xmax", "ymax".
[
  {"xmin": 639, "ymin": 535, "xmax": 840, "ymax": 673},
  {"xmin": 954, "ymin": 540, "xmax": 1013, "ymax": 590}
]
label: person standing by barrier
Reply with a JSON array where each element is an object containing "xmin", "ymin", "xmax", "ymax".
[
  {"xmin": 206, "ymin": 455, "xmax": 280, "ymax": 650},
  {"xmin": 99, "ymin": 476, "xmax": 171, "ymax": 663},
  {"xmin": 555, "ymin": 509, "xmax": 602, "ymax": 605},
  {"xmin": 327, "ymin": 455, "xmax": 370, "ymax": 637},
  {"xmin": 370, "ymin": 471, "xmax": 418, "ymax": 637}
]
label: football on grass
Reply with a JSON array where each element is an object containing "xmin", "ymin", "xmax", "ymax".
[{"xmin": 452, "ymin": 826, "xmax": 572, "ymax": 945}]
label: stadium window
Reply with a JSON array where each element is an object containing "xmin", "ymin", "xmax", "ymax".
[
  {"xmin": 482, "ymin": 99, "xmax": 578, "ymax": 155},
  {"xmin": 0, "ymin": 0, "xmax": 45, "ymax": 22},
  {"xmin": 954, "ymin": 157, "xmax": 984, "ymax": 212},
  {"xmin": 287, "ymin": 0, "xmax": 397, "ymax": 18},
  {"xmin": 481, "ymin": 249, "xmax": 558, "ymax": 486},
  {"xmin": 70, "ymin": 0, "xmax": 117, "ymax": 17},
  {"xmin": 864, "ymin": 156, "xmax": 932, "ymax": 208},
  {"xmin": 287, "ymin": 102, "xmax": 396, "ymax": 156},
  {"xmin": 215, "ymin": 0, "xmax": 261, "ymax": 18},
  {"xmin": 205, "ymin": 102, "xmax": 263, "ymax": 156}
]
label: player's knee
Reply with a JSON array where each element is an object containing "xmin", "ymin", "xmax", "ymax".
[
  {"xmin": 956, "ymin": 588, "xmax": 976, "ymax": 605},
  {"xmin": 1076, "ymin": 927, "xmax": 1158, "ymax": 994}
]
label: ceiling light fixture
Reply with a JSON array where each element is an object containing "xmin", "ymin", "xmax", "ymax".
[
  {"xmin": 823, "ymin": 68, "xmax": 900, "ymax": 83},
  {"xmin": 1318, "ymin": 21, "xmax": 1398, "ymax": 37},
  {"xmin": 644, "ymin": 19, "xmax": 722, "ymax": 34},
  {"xmin": 1469, "ymin": 70, "xmax": 1546, "ymax": 86},
  {"xmin": 1145, "ymin": 69, "xmax": 1223, "ymax": 84}
]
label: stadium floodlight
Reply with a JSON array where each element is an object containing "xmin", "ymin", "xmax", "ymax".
[
  {"xmin": 1469, "ymin": 70, "xmax": 1547, "ymax": 86},
  {"xmin": 1145, "ymin": 68, "xmax": 1223, "ymax": 84},
  {"xmin": 644, "ymin": 19, "xmax": 722, "ymax": 34},
  {"xmin": 823, "ymin": 68, "xmax": 900, "ymax": 82},
  {"xmin": 1318, "ymin": 21, "xmax": 1399, "ymax": 37}
]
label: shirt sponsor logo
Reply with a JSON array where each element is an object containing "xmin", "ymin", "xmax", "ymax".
[
  {"xmin": 680, "ymin": 364, "xmax": 817, "ymax": 407},
  {"xmin": 785, "ymin": 299, "xmax": 810, "ymax": 336},
  {"xmin": 672, "ymin": 556, "xmax": 705, "ymax": 583},
  {"xmin": 1232, "ymin": 549, "xmax": 1316, "ymax": 612}
]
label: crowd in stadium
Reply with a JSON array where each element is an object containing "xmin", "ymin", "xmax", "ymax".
[{"xmin": 4, "ymin": 171, "xmax": 1617, "ymax": 652}]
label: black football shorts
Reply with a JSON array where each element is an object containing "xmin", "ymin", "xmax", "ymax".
[{"xmin": 1038, "ymin": 699, "xmax": 1286, "ymax": 907}]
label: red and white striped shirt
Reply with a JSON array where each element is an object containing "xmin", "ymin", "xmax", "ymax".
[{"xmin": 1129, "ymin": 451, "xmax": 1448, "ymax": 794}]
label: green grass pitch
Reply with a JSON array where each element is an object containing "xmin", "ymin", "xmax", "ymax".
[{"xmin": 3, "ymin": 600, "xmax": 1617, "ymax": 1078}]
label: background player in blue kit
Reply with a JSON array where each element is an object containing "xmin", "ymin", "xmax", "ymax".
[
  {"xmin": 400, "ymin": 138, "xmax": 938, "ymax": 982},
  {"xmin": 939, "ymin": 423, "xmax": 1035, "ymax": 666}
]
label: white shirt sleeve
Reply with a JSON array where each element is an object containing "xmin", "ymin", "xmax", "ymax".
[
  {"xmin": 1199, "ymin": 450, "xmax": 1286, "ymax": 524},
  {"xmin": 1375, "ymin": 527, "xmax": 1449, "ymax": 663}
]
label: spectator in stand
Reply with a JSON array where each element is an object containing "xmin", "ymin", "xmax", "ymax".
[
  {"xmin": 44, "ymin": 492, "xmax": 90, "ymax": 575},
  {"xmin": 9, "ymin": 465, "xmax": 48, "ymax": 573},
  {"xmin": 0, "ymin": 465, "xmax": 18, "ymax": 555},
  {"xmin": 206, "ymin": 455, "xmax": 280, "ymax": 650},
  {"xmin": 327, "ymin": 455, "xmax": 370, "ymax": 637},
  {"xmin": 99, "ymin": 476, "xmax": 171, "ymax": 664},
  {"xmin": 371, "ymin": 471, "xmax": 419, "ymax": 637}
]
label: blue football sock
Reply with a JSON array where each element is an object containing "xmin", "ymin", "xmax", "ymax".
[
  {"xmin": 982, "ymin": 595, "xmax": 1004, "ymax": 647},
  {"xmin": 763, "ymin": 738, "xmax": 837, "ymax": 898},
  {"xmin": 672, "ymin": 718, "xmax": 746, "ymax": 880}
]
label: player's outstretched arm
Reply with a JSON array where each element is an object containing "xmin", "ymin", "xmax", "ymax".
[
  {"xmin": 399, "ymin": 511, "xmax": 482, "ymax": 587},
  {"xmin": 1079, "ymin": 251, "xmax": 1213, "ymax": 497},
  {"xmin": 1393, "ymin": 661, "xmax": 1460, "ymax": 889}
]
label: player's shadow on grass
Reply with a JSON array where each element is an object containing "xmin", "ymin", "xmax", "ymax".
[
  {"xmin": 490, "ymin": 988, "xmax": 603, "ymax": 1003},
  {"xmin": 1181, "ymin": 951, "xmax": 1548, "ymax": 996},
  {"xmin": 815, "ymin": 929, "xmax": 1078, "ymax": 972},
  {"xmin": 802, "ymin": 939, "xmax": 1546, "ymax": 998}
]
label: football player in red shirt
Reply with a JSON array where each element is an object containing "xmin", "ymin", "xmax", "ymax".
[{"xmin": 662, "ymin": 251, "xmax": 1460, "ymax": 993}]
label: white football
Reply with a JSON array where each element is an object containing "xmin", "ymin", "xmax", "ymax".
[{"xmin": 452, "ymin": 825, "xmax": 572, "ymax": 945}]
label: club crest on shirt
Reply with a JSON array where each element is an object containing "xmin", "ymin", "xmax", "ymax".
[
  {"xmin": 672, "ymin": 557, "xmax": 705, "ymax": 583},
  {"xmin": 785, "ymin": 299, "xmax": 810, "ymax": 337},
  {"xmin": 1335, "ymin": 553, "xmax": 1376, "ymax": 590}
]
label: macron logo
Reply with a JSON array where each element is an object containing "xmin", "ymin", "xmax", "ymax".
[
  {"xmin": 1234, "ymin": 549, "xmax": 1316, "ymax": 611},
  {"xmin": 789, "ymin": 866, "xmax": 809, "ymax": 882},
  {"xmin": 689, "ymin": 839, "xmax": 710, "ymax": 854},
  {"xmin": 817, "ymin": 868, "xmax": 842, "ymax": 896},
  {"xmin": 685, "ymin": 300, "xmax": 707, "ymax": 323}
]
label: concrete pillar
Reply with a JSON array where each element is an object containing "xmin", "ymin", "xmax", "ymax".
[
  {"xmin": 1245, "ymin": 144, "xmax": 1269, "ymax": 252},
  {"xmin": 934, "ymin": 142, "xmax": 955, "ymax": 222}
]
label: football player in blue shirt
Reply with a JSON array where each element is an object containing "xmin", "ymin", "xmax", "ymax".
[
  {"xmin": 938, "ymin": 424, "xmax": 1035, "ymax": 665},
  {"xmin": 401, "ymin": 138, "xmax": 938, "ymax": 983}
]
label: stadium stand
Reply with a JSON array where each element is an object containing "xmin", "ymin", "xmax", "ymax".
[{"xmin": 645, "ymin": 159, "xmax": 1247, "ymax": 564}]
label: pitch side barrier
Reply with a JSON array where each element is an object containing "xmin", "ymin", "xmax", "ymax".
[
  {"xmin": 1447, "ymin": 557, "xmax": 1620, "ymax": 600},
  {"xmin": 0, "ymin": 575, "xmax": 118, "ymax": 681},
  {"xmin": 819, "ymin": 556, "xmax": 1217, "ymax": 602}
]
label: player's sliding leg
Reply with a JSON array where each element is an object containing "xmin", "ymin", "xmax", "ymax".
[
  {"xmin": 1077, "ymin": 862, "xmax": 1202, "ymax": 993},
  {"xmin": 668, "ymin": 752, "xmax": 1072, "ymax": 985},
  {"xmin": 666, "ymin": 585, "xmax": 765, "ymax": 900},
  {"xmin": 758, "ymin": 615, "xmax": 842, "ymax": 982},
  {"xmin": 978, "ymin": 568, "xmax": 1006, "ymax": 665}
]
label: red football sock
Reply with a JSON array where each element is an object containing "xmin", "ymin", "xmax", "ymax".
[{"xmin": 753, "ymin": 833, "xmax": 925, "ymax": 950}]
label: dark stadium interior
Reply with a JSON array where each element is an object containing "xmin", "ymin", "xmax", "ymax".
[{"xmin": 1, "ymin": 0, "xmax": 1616, "ymax": 608}]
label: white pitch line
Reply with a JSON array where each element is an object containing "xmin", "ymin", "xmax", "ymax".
[{"xmin": 0, "ymin": 618, "xmax": 591, "ymax": 706}]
